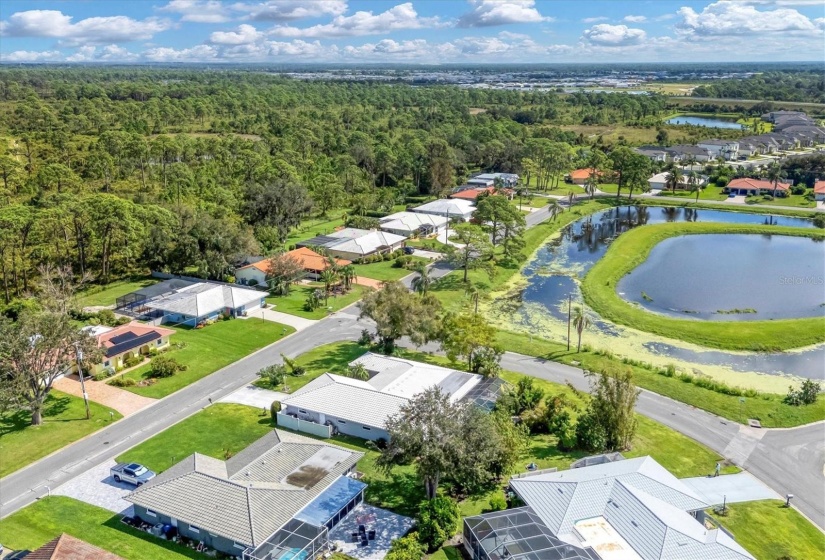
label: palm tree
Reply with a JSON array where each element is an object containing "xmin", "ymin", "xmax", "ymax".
[
  {"xmin": 767, "ymin": 162, "xmax": 783, "ymax": 198},
  {"xmin": 410, "ymin": 264, "xmax": 432, "ymax": 296},
  {"xmin": 664, "ymin": 163, "xmax": 680, "ymax": 194},
  {"xmin": 572, "ymin": 306, "xmax": 590, "ymax": 353},
  {"xmin": 319, "ymin": 269, "xmax": 338, "ymax": 305},
  {"xmin": 567, "ymin": 191, "xmax": 576, "ymax": 207},
  {"xmin": 340, "ymin": 264, "xmax": 357, "ymax": 292},
  {"xmin": 345, "ymin": 363, "xmax": 370, "ymax": 381},
  {"xmin": 547, "ymin": 198, "xmax": 563, "ymax": 221},
  {"xmin": 688, "ymin": 170, "xmax": 702, "ymax": 202},
  {"xmin": 516, "ymin": 186, "xmax": 529, "ymax": 210}
]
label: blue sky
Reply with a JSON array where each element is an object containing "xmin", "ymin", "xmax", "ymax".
[{"xmin": 1, "ymin": 1, "xmax": 823, "ymax": 63}]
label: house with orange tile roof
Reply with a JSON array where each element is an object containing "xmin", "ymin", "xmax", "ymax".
[
  {"xmin": 725, "ymin": 178, "xmax": 791, "ymax": 197},
  {"xmin": 814, "ymin": 180, "xmax": 825, "ymax": 202},
  {"xmin": 80, "ymin": 322, "xmax": 175, "ymax": 375},
  {"xmin": 235, "ymin": 247, "xmax": 351, "ymax": 286},
  {"xmin": 449, "ymin": 186, "xmax": 514, "ymax": 201},
  {"xmin": 24, "ymin": 533, "xmax": 125, "ymax": 560},
  {"xmin": 566, "ymin": 168, "xmax": 603, "ymax": 185}
]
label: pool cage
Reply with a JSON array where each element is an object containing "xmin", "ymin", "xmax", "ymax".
[
  {"xmin": 462, "ymin": 377, "xmax": 507, "ymax": 411},
  {"xmin": 463, "ymin": 507, "xmax": 601, "ymax": 560},
  {"xmin": 243, "ymin": 519, "xmax": 329, "ymax": 560}
]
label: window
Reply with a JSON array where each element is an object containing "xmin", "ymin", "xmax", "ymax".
[
  {"xmin": 189, "ymin": 525, "xmax": 200, "ymax": 534},
  {"xmin": 299, "ymin": 410, "xmax": 307, "ymax": 414},
  {"xmin": 157, "ymin": 340, "xmax": 162, "ymax": 346},
  {"xmin": 146, "ymin": 509, "xmax": 157, "ymax": 517},
  {"xmin": 362, "ymin": 426, "xmax": 371, "ymax": 431},
  {"xmin": 233, "ymin": 543, "xmax": 246, "ymax": 551},
  {"xmin": 104, "ymin": 360, "xmax": 110, "ymax": 367},
  {"xmin": 338, "ymin": 420, "xmax": 346, "ymax": 424}
]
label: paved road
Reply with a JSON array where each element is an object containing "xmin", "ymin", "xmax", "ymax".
[{"xmin": 0, "ymin": 308, "xmax": 365, "ymax": 518}]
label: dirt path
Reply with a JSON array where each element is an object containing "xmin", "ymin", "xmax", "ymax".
[{"xmin": 54, "ymin": 375, "xmax": 156, "ymax": 416}]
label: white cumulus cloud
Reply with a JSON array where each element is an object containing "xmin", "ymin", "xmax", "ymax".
[
  {"xmin": 269, "ymin": 3, "xmax": 439, "ymax": 38},
  {"xmin": 0, "ymin": 10, "xmax": 171, "ymax": 46},
  {"xmin": 143, "ymin": 44, "xmax": 218, "ymax": 62},
  {"xmin": 582, "ymin": 24, "xmax": 646, "ymax": 45},
  {"xmin": 2, "ymin": 49, "xmax": 63, "ymax": 62},
  {"xmin": 231, "ymin": 1, "xmax": 348, "ymax": 22},
  {"xmin": 581, "ymin": 17, "xmax": 608, "ymax": 23},
  {"xmin": 458, "ymin": 0, "xmax": 550, "ymax": 27},
  {"xmin": 623, "ymin": 15, "xmax": 647, "ymax": 23},
  {"xmin": 159, "ymin": 0, "xmax": 230, "ymax": 23},
  {"xmin": 209, "ymin": 24, "xmax": 263, "ymax": 44},
  {"xmin": 677, "ymin": 1, "xmax": 822, "ymax": 35}
]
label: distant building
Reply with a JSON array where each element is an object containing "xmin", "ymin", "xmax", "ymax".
[
  {"xmin": 814, "ymin": 180, "xmax": 825, "ymax": 202},
  {"xmin": 449, "ymin": 186, "xmax": 514, "ymax": 201},
  {"xmin": 566, "ymin": 168, "xmax": 603, "ymax": 185},
  {"xmin": 143, "ymin": 283, "xmax": 266, "ymax": 326},
  {"xmin": 464, "ymin": 456, "xmax": 754, "ymax": 560},
  {"xmin": 235, "ymin": 248, "xmax": 351, "ymax": 285},
  {"xmin": 726, "ymin": 178, "xmax": 790, "ymax": 197},
  {"xmin": 297, "ymin": 228, "xmax": 406, "ymax": 261},
  {"xmin": 378, "ymin": 211, "xmax": 449, "ymax": 238},
  {"xmin": 412, "ymin": 198, "xmax": 477, "ymax": 221},
  {"xmin": 697, "ymin": 139, "xmax": 739, "ymax": 161},
  {"xmin": 634, "ymin": 146, "xmax": 670, "ymax": 163},
  {"xmin": 664, "ymin": 145, "xmax": 712, "ymax": 162},
  {"xmin": 467, "ymin": 172, "xmax": 519, "ymax": 188},
  {"xmin": 647, "ymin": 172, "xmax": 707, "ymax": 191}
]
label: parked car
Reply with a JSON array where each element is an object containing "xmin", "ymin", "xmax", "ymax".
[
  {"xmin": 111, "ymin": 462, "xmax": 156, "ymax": 486},
  {"xmin": 403, "ymin": 246, "xmax": 415, "ymax": 255}
]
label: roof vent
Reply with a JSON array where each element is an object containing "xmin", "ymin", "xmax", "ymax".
[
  {"xmin": 631, "ymin": 520, "xmax": 639, "ymax": 528},
  {"xmin": 245, "ymin": 471, "xmax": 250, "ymax": 476}
]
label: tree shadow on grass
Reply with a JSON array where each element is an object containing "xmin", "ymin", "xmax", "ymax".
[
  {"xmin": 103, "ymin": 514, "xmax": 202, "ymax": 559},
  {"xmin": 300, "ymin": 342, "xmax": 368, "ymax": 375},
  {"xmin": 0, "ymin": 394, "xmax": 74, "ymax": 436},
  {"xmin": 365, "ymin": 471, "xmax": 425, "ymax": 518}
]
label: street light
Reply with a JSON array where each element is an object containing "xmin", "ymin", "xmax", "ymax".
[{"xmin": 74, "ymin": 342, "xmax": 91, "ymax": 420}]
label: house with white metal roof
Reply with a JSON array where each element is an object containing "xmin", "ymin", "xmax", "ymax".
[
  {"xmin": 278, "ymin": 353, "xmax": 501, "ymax": 441},
  {"xmin": 378, "ymin": 211, "xmax": 449, "ymax": 238},
  {"xmin": 125, "ymin": 430, "xmax": 364, "ymax": 559},
  {"xmin": 143, "ymin": 282, "xmax": 265, "ymax": 326},
  {"xmin": 464, "ymin": 456, "xmax": 754, "ymax": 560},
  {"xmin": 412, "ymin": 198, "xmax": 476, "ymax": 221},
  {"xmin": 296, "ymin": 228, "xmax": 406, "ymax": 262}
]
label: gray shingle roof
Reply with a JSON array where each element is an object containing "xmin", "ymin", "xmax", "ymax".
[
  {"xmin": 509, "ymin": 457, "xmax": 753, "ymax": 560},
  {"xmin": 125, "ymin": 429, "xmax": 362, "ymax": 548}
]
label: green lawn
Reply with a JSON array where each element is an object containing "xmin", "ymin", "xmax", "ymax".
[
  {"xmin": 0, "ymin": 497, "xmax": 201, "ymax": 560},
  {"xmin": 354, "ymin": 257, "xmax": 427, "ymax": 282},
  {"xmin": 117, "ymin": 403, "xmax": 274, "ymax": 472},
  {"xmin": 285, "ymin": 212, "xmax": 348, "ymax": 245},
  {"xmin": 745, "ymin": 192, "xmax": 817, "ymax": 208},
  {"xmin": 495, "ymin": 330, "xmax": 825, "ymax": 428},
  {"xmin": 710, "ymin": 500, "xmax": 825, "ymax": 560},
  {"xmin": 266, "ymin": 283, "xmax": 367, "ymax": 319},
  {"xmin": 77, "ymin": 276, "xmax": 157, "ymax": 308},
  {"xmin": 654, "ymin": 183, "xmax": 729, "ymax": 201},
  {"xmin": 582, "ymin": 222, "xmax": 825, "ymax": 352},
  {"xmin": 406, "ymin": 238, "xmax": 451, "ymax": 253},
  {"xmin": 0, "ymin": 391, "xmax": 122, "ymax": 477},
  {"xmin": 117, "ymin": 319, "xmax": 295, "ymax": 398},
  {"xmin": 253, "ymin": 340, "xmax": 369, "ymax": 393}
]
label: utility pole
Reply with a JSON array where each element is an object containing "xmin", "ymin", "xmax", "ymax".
[
  {"xmin": 74, "ymin": 342, "xmax": 91, "ymax": 420},
  {"xmin": 567, "ymin": 294, "xmax": 572, "ymax": 351}
]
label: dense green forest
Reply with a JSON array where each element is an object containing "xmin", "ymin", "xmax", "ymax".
[
  {"xmin": 693, "ymin": 71, "xmax": 825, "ymax": 104},
  {"xmin": 0, "ymin": 68, "xmax": 672, "ymax": 308}
]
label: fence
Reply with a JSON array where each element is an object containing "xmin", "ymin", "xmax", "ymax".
[{"xmin": 276, "ymin": 412, "xmax": 332, "ymax": 438}]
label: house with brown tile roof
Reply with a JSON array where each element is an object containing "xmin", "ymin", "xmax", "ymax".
[
  {"xmin": 25, "ymin": 533, "xmax": 125, "ymax": 560},
  {"xmin": 235, "ymin": 247, "xmax": 351, "ymax": 286},
  {"xmin": 814, "ymin": 180, "xmax": 825, "ymax": 201},
  {"xmin": 566, "ymin": 168, "xmax": 603, "ymax": 185},
  {"xmin": 725, "ymin": 178, "xmax": 790, "ymax": 197}
]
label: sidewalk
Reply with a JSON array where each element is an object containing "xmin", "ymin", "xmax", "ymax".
[{"xmin": 54, "ymin": 375, "xmax": 155, "ymax": 416}]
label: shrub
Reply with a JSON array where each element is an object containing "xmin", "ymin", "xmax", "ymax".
[
  {"xmin": 417, "ymin": 496, "xmax": 460, "ymax": 552},
  {"xmin": 92, "ymin": 372, "xmax": 109, "ymax": 382},
  {"xmin": 813, "ymin": 214, "xmax": 825, "ymax": 229},
  {"xmin": 270, "ymin": 400, "xmax": 281, "ymax": 420},
  {"xmin": 488, "ymin": 493, "xmax": 508, "ymax": 512},
  {"xmin": 375, "ymin": 437, "xmax": 388, "ymax": 450},
  {"xmin": 385, "ymin": 532, "xmax": 425, "ymax": 560},
  {"xmin": 248, "ymin": 278, "xmax": 258, "ymax": 286},
  {"xmin": 791, "ymin": 185, "xmax": 807, "ymax": 195},
  {"xmin": 258, "ymin": 364, "xmax": 287, "ymax": 387},
  {"xmin": 110, "ymin": 377, "xmax": 137, "ymax": 387},
  {"xmin": 123, "ymin": 354, "xmax": 143, "ymax": 368},
  {"xmin": 358, "ymin": 329, "xmax": 374, "ymax": 346},
  {"xmin": 150, "ymin": 355, "xmax": 186, "ymax": 378},
  {"xmin": 784, "ymin": 379, "xmax": 821, "ymax": 406},
  {"xmin": 575, "ymin": 410, "xmax": 607, "ymax": 452}
]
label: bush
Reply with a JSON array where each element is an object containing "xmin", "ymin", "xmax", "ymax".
[
  {"xmin": 123, "ymin": 354, "xmax": 143, "ymax": 368},
  {"xmin": 92, "ymin": 372, "xmax": 109, "ymax": 381},
  {"xmin": 270, "ymin": 400, "xmax": 281, "ymax": 420},
  {"xmin": 110, "ymin": 377, "xmax": 137, "ymax": 387},
  {"xmin": 813, "ymin": 214, "xmax": 825, "ymax": 229},
  {"xmin": 358, "ymin": 329, "xmax": 374, "ymax": 346},
  {"xmin": 258, "ymin": 364, "xmax": 287, "ymax": 387},
  {"xmin": 417, "ymin": 496, "xmax": 460, "ymax": 552},
  {"xmin": 150, "ymin": 355, "xmax": 186, "ymax": 378},
  {"xmin": 248, "ymin": 278, "xmax": 258, "ymax": 286},
  {"xmin": 575, "ymin": 410, "xmax": 607, "ymax": 452},
  {"xmin": 784, "ymin": 379, "xmax": 821, "ymax": 406},
  {"xmin": 791, "ymin": 185, "xmax": 807, "ymax": 195},
  {"xmin": 385, "ymin": 532, "xmax": 425, "ymax": 560},
  {"xmin": 488, "ymin": 493, "xmax": 508, "ymax": 512}
]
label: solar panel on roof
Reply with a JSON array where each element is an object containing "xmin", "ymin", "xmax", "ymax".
[
  {"xmin": 109, "ymin": 331, "xmax": 139, "ymax": 345},
  {"xmin": 105, "ymin": 332, "xmax": 161, "ymax": 357}
]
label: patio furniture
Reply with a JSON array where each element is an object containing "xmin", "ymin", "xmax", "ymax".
[
  {"xmin": 351, "ymin": 532, "xmax": 360, "ymax": 542},
  {"xmin": 358, "ymin": 525, "xmax": 366, "ymax": 534},
  {"xmin": 361, "ymin": 538, "xmax": 369, "ymax": 547},
  {"xmin": 368, "ymin": 530, "xmax": 376, "ymax": 540}
]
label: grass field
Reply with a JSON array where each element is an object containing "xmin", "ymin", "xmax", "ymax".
[
  {"xmin": 117, "ymin": 404, "xmax": 274, "ymax": 472},
  {"xmin": 266, "ymin": 283, "xmax": 367, "ymax": 319},
  {"xmin": 745, "ymin": 192, "xmax": 817, "ymax": 208},
  {"xmin": 0, "ymin": 497, "xmax": 201, "ymax": 560},
  {"xmin": 653, "ymin": 183, "xmax": 729, "ymax": 201},
  {"xmin": 406, "ymin": 238, "xmax": 451, "ymax": 253},
  {"xmin": 254, "ymin": 340, "xmax": 369, "ymax": 393},
  {"xmin": 581, "ymin": 222, "xmax": 825, "ymax": 352},
  {"xmin": 354, "ymin": 257, "xmax": 427, "ymax": 282},
  {"xmin": 117, "ymin": 319, "xmax": 294, "ymax": 398},
  {"xmin": 711, "ymin": 500, "xmax": 825, "ymax": 560},
  {"xmin": 285, "ymin": 212, "xmax": 348, "ymax": 245},
  {"xmin": 0, "ymin": 391, "xmax": 122, "ymax": 477},
  {"xmin": 77, "ymin": 276, "xmax": 157, "ymax": 308}
]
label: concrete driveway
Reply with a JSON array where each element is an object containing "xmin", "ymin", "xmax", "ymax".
[
  {"xmin": 239, "ymin": 307, "xmax": 316, "ymax": 331},
  {"xmin": 53, "ymin": 459, "xmax": 135, "ymax": 516},
  {"xmin": 680, "ymin": 472, "xmax": 780, "ymax": 506},
  {"xmin": 218, "ymin": 384, "xmax": 289, "ymax": 409}
]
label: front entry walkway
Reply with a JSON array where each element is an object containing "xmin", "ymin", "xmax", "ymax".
[
  {"xmin": 218, "ymin": 384, "xmax": 289, "ymax": 409},
  {"xmin": 680, "ymin": 472, "xmax": 780, "ymax": 506},
  {"xmin": 54, "ymin": 375, "xmax": 155, "ymax": 416}
]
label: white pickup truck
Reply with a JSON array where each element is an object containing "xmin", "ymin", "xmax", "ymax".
[{"xmin": 111, "ymin": 462, "xmax": 156, "ymax": 486}]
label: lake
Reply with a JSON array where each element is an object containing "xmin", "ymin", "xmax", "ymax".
[
  {"xmin": 665, "ymin": 115, "xmax": 744, "ymax": 129},
  {"xmin": 494, "ymin": 206, "xmax": 823, "ymax": 379},
  {"xmin": 618, "ymin": 234, "xmax": 825, "ymax": 321}
]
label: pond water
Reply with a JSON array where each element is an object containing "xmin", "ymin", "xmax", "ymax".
[
  {"xmin": 618, "ymin": 234, "xmax": 825, "ymax": 321},
  {"xmin": 665, "ymin": 115, "xmax": 744, "ymax": 129},
  {"xmin": 494, "ymin": 206, "xmax": 824, "ymax": 380}
]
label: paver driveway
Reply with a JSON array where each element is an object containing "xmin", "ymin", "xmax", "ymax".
[
  {"xmin": 54, "ymin": 375, "xmax": 155, "ymax": 416},
  {"xmin": 53, "ymin": 459, "xmax": 135, "ymax": 516}
]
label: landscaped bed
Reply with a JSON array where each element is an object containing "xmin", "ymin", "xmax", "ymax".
[
  {"xmin": 581, "ymin": 222, "xmax": 825, "ymax": 352},
  {"xmin": 0, "ymin": 391, "xmax": 122, "ymax": 478},
  {"xmin": 113, "ymin": 319, "xmax": 295, "ymax": 399},
  {"xmin": 253, "ymin": 340, "xmax": 369, "ymax": 393}
]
